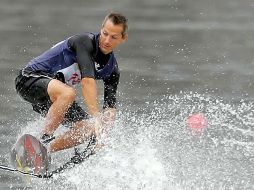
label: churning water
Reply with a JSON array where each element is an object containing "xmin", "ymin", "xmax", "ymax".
[{"xmin": 6, "ymin": 93, "xmax": 252, "ymax": 190}]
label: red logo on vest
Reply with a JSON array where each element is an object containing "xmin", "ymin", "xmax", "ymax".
[{"xmin": 67, "ymin": 73, "xmax": 81, "ymax": 85}]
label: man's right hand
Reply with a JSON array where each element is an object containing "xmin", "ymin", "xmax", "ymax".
[{"xmin": 93, "ymin": 109, "xmax": 116, "ymax": 144}]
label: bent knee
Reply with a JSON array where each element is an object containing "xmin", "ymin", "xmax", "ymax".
[
  {"xmin": 61, "ymin": 87, "xmax": 76, "ymax": 101},
  {"xmin": 48, "ymin": 79, "xmax": 77, "ymax": 102}
]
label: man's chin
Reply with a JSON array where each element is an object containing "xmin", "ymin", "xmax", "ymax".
[{"xmin": 100, "ymin": 47, "xmax": 112, "ymax": 54}]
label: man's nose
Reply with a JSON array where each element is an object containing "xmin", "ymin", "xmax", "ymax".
[{"xmin": 105, "ymin": 36, "xmax": 111, "ymax": 44}]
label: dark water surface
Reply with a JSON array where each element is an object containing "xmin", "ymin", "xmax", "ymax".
[{"xmin": 0, "ymin": 0, "xmax": 254, "ymax": 189}]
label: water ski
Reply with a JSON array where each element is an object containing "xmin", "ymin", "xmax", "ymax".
[
  {"xmin": 0, "ymin": 134, "xmax": 96, "ymax": 178},
  {"xmin": 10, "ymin": 134, "xmax": 50, "ymax": 176}
]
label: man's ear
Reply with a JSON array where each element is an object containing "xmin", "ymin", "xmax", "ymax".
[{"xmin": 122, "ymin": 34, "xmax": 128, "ymax": 42}]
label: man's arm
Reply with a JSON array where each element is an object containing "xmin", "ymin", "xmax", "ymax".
[
  {"xmin": 81, "ymin": 77, "xmax": 99, "ymax": 116},
  {"xmin": 68, "ymin": 34, "xmax": 100, "ymax": 116},
  {"xmin": 103, "ymin": 66, "xmax": 120, "ymax": 109},
  {"xmin": 102, "ymin": 66, "xmax": 120, "ymax": 123},
  {"xmin": 68, "ymin": 34, "xmax": 96, "ymax": 79}
]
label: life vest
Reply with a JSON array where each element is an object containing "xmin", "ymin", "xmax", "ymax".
[{"xmin": 26, "ymin": 33, "xmax": 117, "ymax": 86}]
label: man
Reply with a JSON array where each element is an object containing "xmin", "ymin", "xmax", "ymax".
[{"xmin": 15, "ymin": 12, "xmax": 128, "ymax": 153}]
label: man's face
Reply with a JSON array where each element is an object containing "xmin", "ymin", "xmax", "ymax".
[{"xmin": 99, "ymin": 19, "xmax": 127, "ymax": 54}]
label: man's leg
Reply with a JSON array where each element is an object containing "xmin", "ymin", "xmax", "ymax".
[
  {"xmin": 48, "ymin": 108, "xmax": 117, "ymax": 153},
  {"xmin": 15, "ymin": 73, "xmax": 90, "ymax": 152},
  {"xmin": 48, "ymin": 120, "xmax": 95, "ymax": 152},
  {"xmin": 42, "ymin": 79, "xmax": 76, "ymax": 135}
]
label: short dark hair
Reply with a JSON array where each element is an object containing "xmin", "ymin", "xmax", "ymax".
[{"xmin": 102, "ymin": 12, "xmax": 128, "ymax": 36}]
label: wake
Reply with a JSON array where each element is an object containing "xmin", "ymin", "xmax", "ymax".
[{"xmin": 9, "ymin": 92, "xmax": 254, "ymax": 189}]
